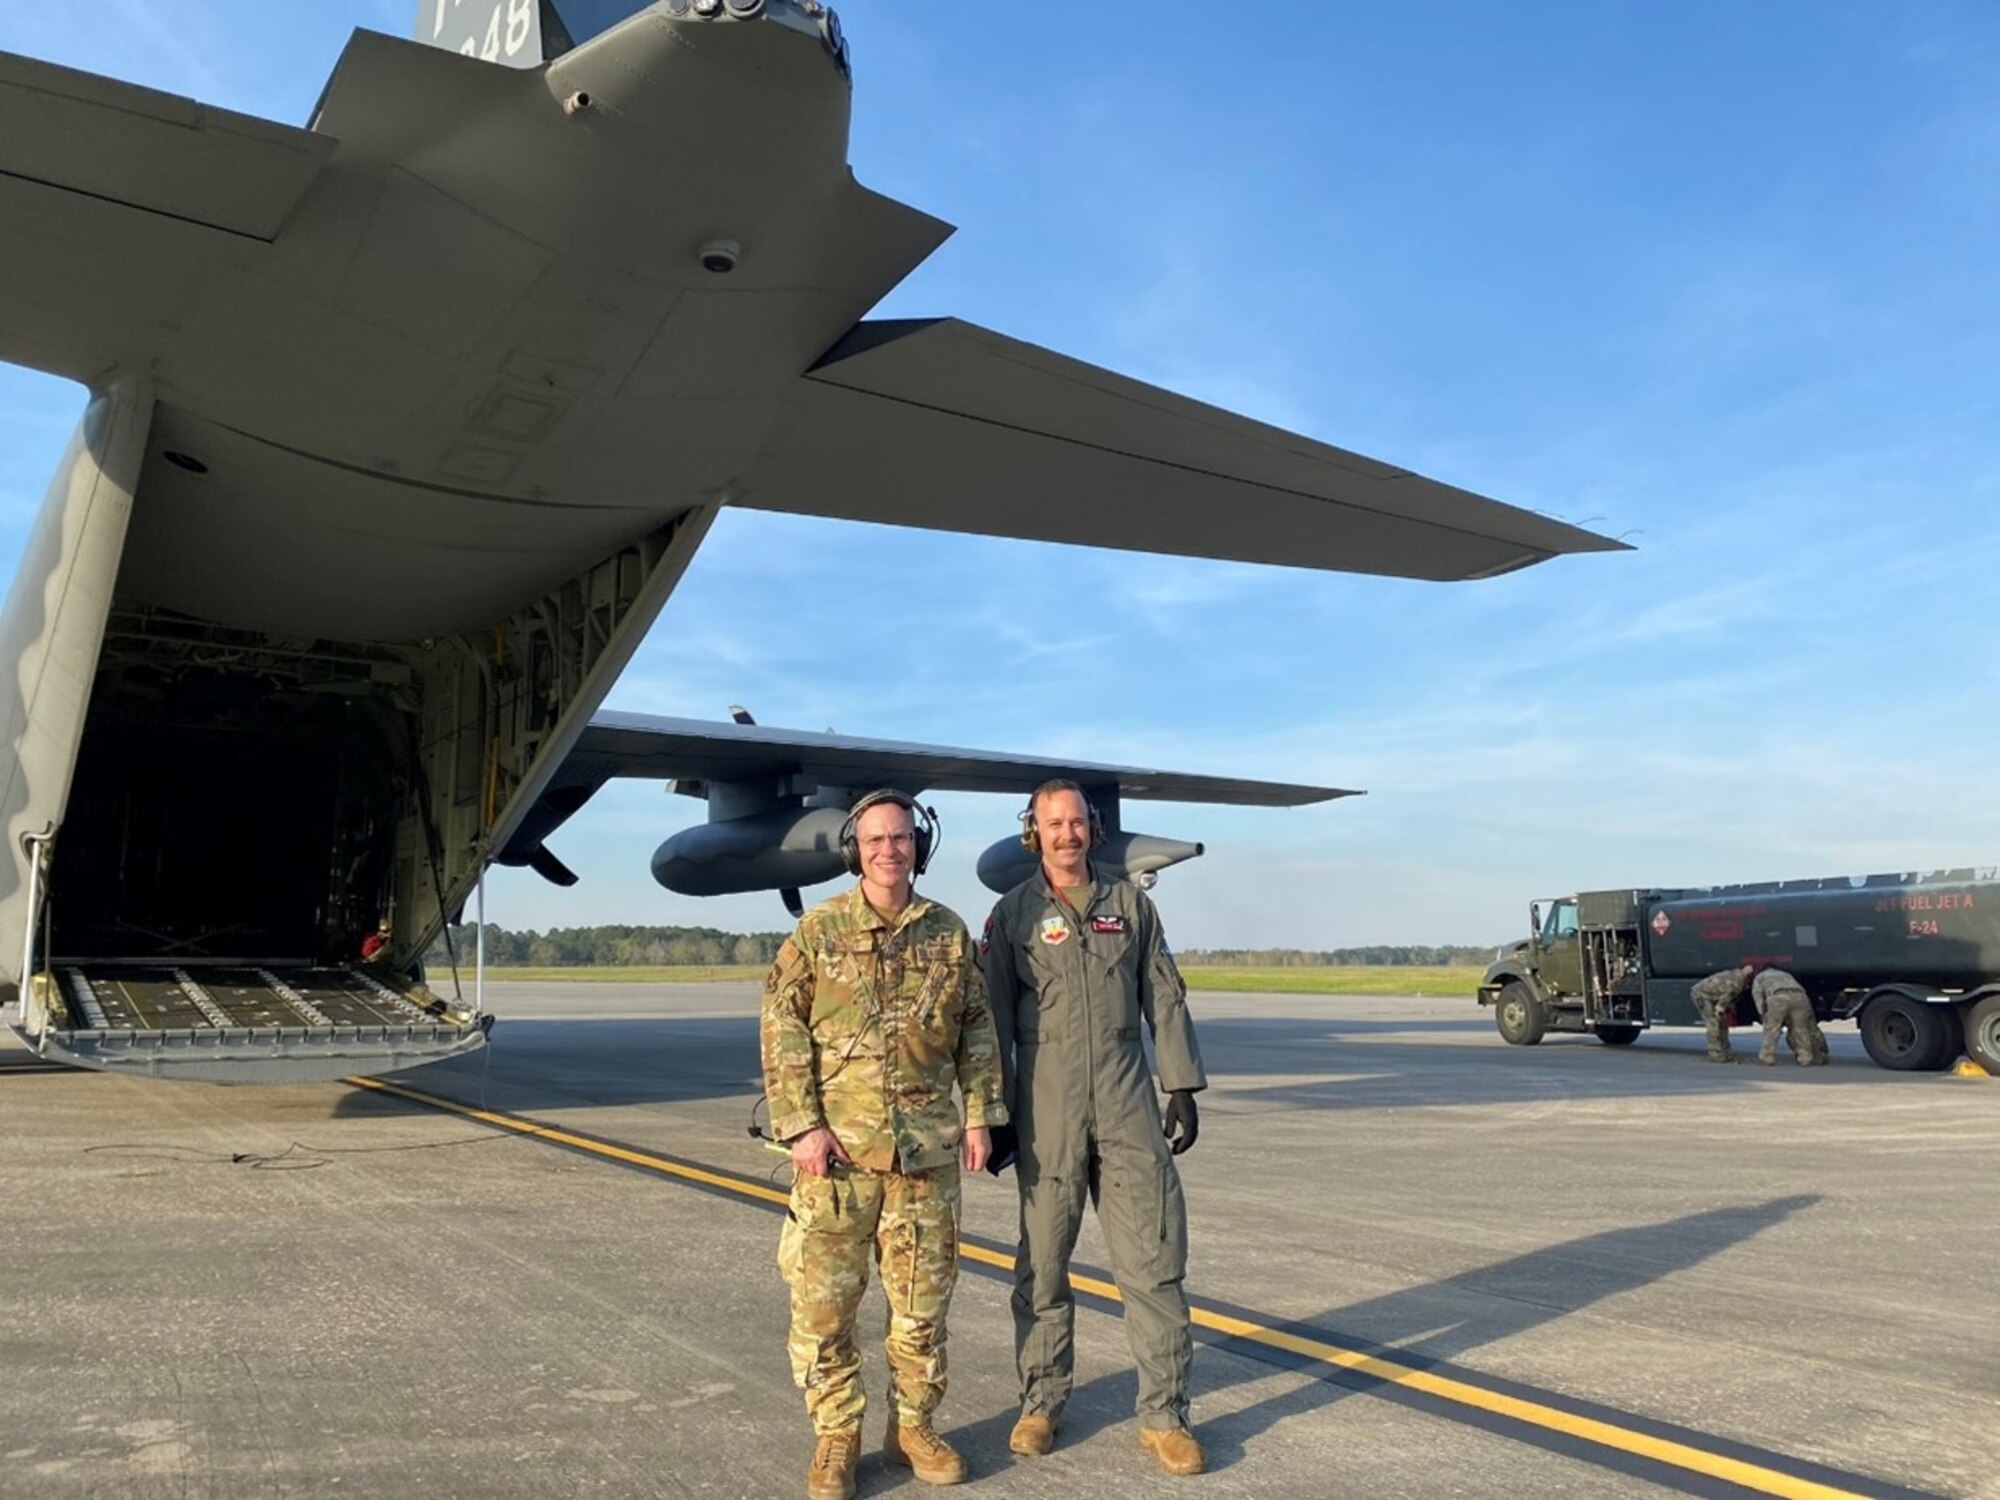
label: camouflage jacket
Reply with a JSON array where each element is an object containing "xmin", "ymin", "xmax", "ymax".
[
  {"xmin": 1750, "ymin": 968, "xmax": 1811, "ymax": 1017},
  {"xmin": 1690, "ymin": 968, "xmax": 1749, "ymax": 1010},
  {"xmin": 761, "ymin": 885, "xmax": 1007, "ymax": 1174}
]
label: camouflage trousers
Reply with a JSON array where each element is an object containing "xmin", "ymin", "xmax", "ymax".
[
  {"xmin": 1758, "ymin": 994, "xmax": 1829, "ymax": 1065},
  {"xmin": 777, "ymin": 1162, "xmax": 961, "ymax": 1435},
  {"xmin": 1695, "ymin": 998, "xmax": 1736, "ymax": 1061}
]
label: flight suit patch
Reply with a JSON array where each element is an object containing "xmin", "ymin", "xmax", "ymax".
[
  {"xmin": 1091, "ymin": 915, "xmax": 1129, "ymax": 935},
  {"xmin": 1039, "ymin": 916, "xmax": 1071, "ymax": 946}
]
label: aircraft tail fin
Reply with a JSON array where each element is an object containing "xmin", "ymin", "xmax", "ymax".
[
  {"xmin": 416, "ymin": 0, "xmax": 564, "ymax": 68},
  {"xmin": 414, "ymin": 3, "xmax": 837, "ymax": 71}
]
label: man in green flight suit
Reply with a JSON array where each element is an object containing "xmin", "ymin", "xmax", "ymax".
[
  {"xmin": 981, "ymin": 779, "xmax": 1208, "ymax": 1477},
  {"xmin": 762, "ymin": 789, "xmax": 1007, "ymax": 1500}
]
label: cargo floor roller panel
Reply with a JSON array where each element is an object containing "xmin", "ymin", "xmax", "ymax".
[{"xmin": 16, "ymin": 963, "xmax": 489, "ymax": 1083}]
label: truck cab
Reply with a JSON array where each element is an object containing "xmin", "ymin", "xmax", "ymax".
[{"xmin": 1478, "ymin": 891, "xmax": 1646, "ymax": 1046}]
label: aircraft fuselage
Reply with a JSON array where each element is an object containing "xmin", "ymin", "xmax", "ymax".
[{"xmin": 0, "ymin": 7, "xmax": 924, "ymax": 1075}]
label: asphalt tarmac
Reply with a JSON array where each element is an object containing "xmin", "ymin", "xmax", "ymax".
[{"xmin": 1, "ymin": 984, "xmax": 1993, "ymax": 1499}]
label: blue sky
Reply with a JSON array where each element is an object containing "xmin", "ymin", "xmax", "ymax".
[{"xmin": 3, "ymin": 3, "xmax": 1998, "ymax": 947}]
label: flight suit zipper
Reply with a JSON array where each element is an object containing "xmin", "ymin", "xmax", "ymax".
[{"xmin": 1066, "ymin": 880, "xmax": 1101, "ymax": 1140}]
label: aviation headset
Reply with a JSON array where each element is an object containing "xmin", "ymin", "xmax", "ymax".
[
  {"xmin": 1018, "ymin": 778, "xmax": 1105, "ymax": 853},
  {"xmin": 838, "ymin": 789, "xmax": 939, "ymax": 877}
]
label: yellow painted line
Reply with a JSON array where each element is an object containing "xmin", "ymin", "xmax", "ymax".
[
  {"xmin": 1186, "ymin": 1306, "xmax": 1868, "ymax": 1500},
  {"xmin": 347, "ymin": 1075, "xmax": 790, "ymax": 1206},
  {"xmin": 355, "ymin": 1077, "xmax": 1879, "ymax": 1500}
]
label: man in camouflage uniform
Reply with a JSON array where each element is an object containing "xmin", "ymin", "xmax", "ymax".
[
  {"xmin": 762, "ymin": 790, "xmax": 1007, "ymax": 1500},
  {"xmin": 1689, "ymin": 965, "xmax": 1750, "ymax": 1062},
  {"xmin": 981, "ymin": 780, "xmax": 1209, "ymax": 1478},
  {"xmin": 1749, "ymin": 965, "xmax": 1830, "ymax": 1066}
]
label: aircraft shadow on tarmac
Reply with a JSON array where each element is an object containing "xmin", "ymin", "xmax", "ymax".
[
  {"xmin": 951, "ymin": 1193, "xmax": 1823, "ymax": 1477},
  {"xmin": 1198, "ymin": 1016, "xmax": 1865, "ymax": 1113}
]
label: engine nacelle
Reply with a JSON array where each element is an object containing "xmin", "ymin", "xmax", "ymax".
[
  {"xmin": 651, "ymin": 807, "xmax": 851, "ymax": 896},
  {"xmin": 976, "ymin": 830, "xmax": 1204, "ymax": 894}
]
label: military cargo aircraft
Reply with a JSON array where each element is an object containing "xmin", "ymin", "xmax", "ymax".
[{"xmin": 0, "ymin": 2, "xmax": 1618, "ymax": 1082}]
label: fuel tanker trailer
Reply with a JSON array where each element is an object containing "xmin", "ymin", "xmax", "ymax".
[{"xmin": 1476, "ymin": 868, "xmax": 2000, "ymax": 1072}]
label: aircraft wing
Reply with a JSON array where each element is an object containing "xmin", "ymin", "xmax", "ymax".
[
  {"xmin": 0, "ymin": 52, "xmax": 333, "ymax": 382},
  {"xmin": 574, "ymin": 711, "xmax": 1347, "ymax": 803},
  {"xmin": 741, "ymin": 318, "xmax": 1624, "ymax": 582},
  {"xmin": 498, "ymin": 710, "xmax": 1349, "ymax": 877}
]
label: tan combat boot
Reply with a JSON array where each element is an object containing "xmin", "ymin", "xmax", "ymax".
[
  {"xmin": 884, "ymin": 1421, "xmax": 967, "ymax": 1485},
  {"xmin": 1139, "ymin": 1424, "xmax": 1207, "ymax": 1476},
  {"xmin": 807, "ymin": 1426, "xmax": 861, "ymax": 1500},
  {"xmin": 1008, "ymin": 1412, "xmax": 1060, "ymax": 1456}
]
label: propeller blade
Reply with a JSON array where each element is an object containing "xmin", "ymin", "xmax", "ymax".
[{"xmin": 527, "ymin": 845, "xmax": 580, "ymax": 887}]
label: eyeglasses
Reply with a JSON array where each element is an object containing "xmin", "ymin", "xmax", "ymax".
[{"xmin": 859, "ymin": 832, "xmax": 916, "ymax": 852}]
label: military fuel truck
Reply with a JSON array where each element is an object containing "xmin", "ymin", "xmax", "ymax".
[{"xmin": 1477, "ymin": 868, "xmax": 2000, "ymax": 1073}]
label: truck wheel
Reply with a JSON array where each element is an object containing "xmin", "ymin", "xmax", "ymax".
[
  {"xmin": 1928, "ymin": 1006, "xmax": 1965, "ymax": 1070},
  {"xmin": 1858, "ymin": 993, "xmax": 1954, "ymax": 1072},
  {"xmin": 1594, "ymin": 1025, "xmax": 1642, "ymax": 1046},
  {"xmin": 1964, "ymin": 996, "xmax": 2000, "ymax": 1075},
  {"xmin": 1495, "ymin": 981, "xmax": 1546, "ymax": 1046}
]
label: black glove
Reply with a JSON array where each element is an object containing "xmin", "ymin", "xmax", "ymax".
[
  {"xmin": 1162, "ymin": 1090, "xmax": 1199, "ymax": 1156},
  {"xmin": 984, "ymin": 1122, "xmax": 1019, "ymax": 1176}
]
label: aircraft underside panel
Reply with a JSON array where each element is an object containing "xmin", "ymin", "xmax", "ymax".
[{"xmin": 15, "ymin": 964, "xmax": 488, "ymax": 1083}]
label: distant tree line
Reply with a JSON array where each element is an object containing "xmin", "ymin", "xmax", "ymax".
[
  {"xmin": 422, "ymin": 925, "xmax": 1495, "ymax": 969},
  {"xmin": 425, "ymin": 923, "xmax": 789, "ymax": 969},
  {"xmin": 1176, "ymin": 945, "xmax": 1496, "ymax": 968}
]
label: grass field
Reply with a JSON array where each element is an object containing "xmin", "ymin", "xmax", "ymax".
[
  {"xmin": 471, "ymin": 963, "xmax": 1487, "ymax": 995},
  {"xmin": 470, "ymin": 965, "xmax": 769, "ymax": 984},
  {"xmin": 1178, "ymin": 965, "xmax": 1485, "ymax": 995}
]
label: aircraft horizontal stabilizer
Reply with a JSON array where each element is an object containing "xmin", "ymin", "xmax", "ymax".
[
  {"xmin": 743, "ymin": 318, "xmax": 1621, "ymax": 582},
  {"xmin": 0, "ymin": 51, "xmax": 332, "ymax": 381}
]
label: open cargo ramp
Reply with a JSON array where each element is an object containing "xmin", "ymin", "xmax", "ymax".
[{"xmin": 14, "ymin": 963, "xmax": 489, "ymax": 1083}]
